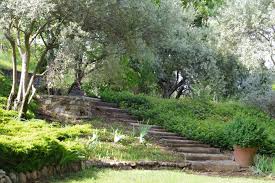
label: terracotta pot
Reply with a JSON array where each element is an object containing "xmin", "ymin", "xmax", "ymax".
[{"xmin": 233, "ymin": 146, "xmax": 257, "ymax": 167}]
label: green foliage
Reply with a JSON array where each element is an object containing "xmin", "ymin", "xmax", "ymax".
[
  {"xmin": 253, "ymin": 155, "xmax": 275, "ymax": 176},
  {"xmin": 100, "ymin": 90, "xmax": 275, "ymax": 154},
  {"xmin": 181, "ymin": 0, "xmax": 224, "ymax": 25},
  {"xmin": 225, "ymin": 118, "xmax": 267, "ymax": 148},
  {"xmin": 0, "ymin": 107, "xmax": 17, "ymax": 123},
  {"xmin": 0, "ymin": 112, "xmax": 92, "ymax": 172},
  {"xmin": 0, "ymin": 71, "xmax": 11, "ymax": 97},
  {"xmin": 0, "ymin": 97, "xmax": 7, "ymax": 109},
  {"xmin": 87, "ymin": 142, "xmax": 180, "ymax": 162},
  {"xmin": 83, "ymin": 56, "xmax": 157, "ymax": 96}
]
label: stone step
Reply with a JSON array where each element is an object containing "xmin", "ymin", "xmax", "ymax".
[
  {"xmin": 188, "ymin": 160, "xmax": 240, "ymax": 172},
  {"xmin": 160, "ymin": 139, "xmax": 202, "ymax": 144},
  {"xmin": 91, "ymin": 100, "xmax": 118, "ymax": 108},
  {"xmin": 95, "ymin": 106, "xmax": 127, "ymax": 113},
  {"xmin": 148, "ymin": 130, "xmax": 178, "ymax": 136},
  {"xmin": 75, "ymin": 115, "xmax": 93, "ymax": 120},
  {"xmin": 160, "ymin": 136, "xmax": 188, "ymax": 140},
  {"xmin": 162, "ymin": 142, "xmax": 210, "ymax": 148},
  {"xmin": 129, "ymin": 123, "xmax": 163, "ymax": 129},
  {"xmin": 100, "ymin": 112, "xmax": 136, "ymax": 120},
  {"xmin": 181, "ymin": 153, "xmax": 231, "ymax": 161},
  {"xmin": 130, "ymin": 125, "xmax": 167, "ymax": 132},
  {"xmin": 175, "ymin": 147, "xmax": 221, "ymax": 154},
  {"xmin": 107, "ymin": 117, "xmax": 139, "ymax": 123}
]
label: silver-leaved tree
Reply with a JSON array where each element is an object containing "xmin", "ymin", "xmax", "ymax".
[{"xmin": 0, "ymin": 0, "xmax": 73, "ymax": 118}]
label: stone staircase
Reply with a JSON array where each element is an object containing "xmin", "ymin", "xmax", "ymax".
[{"xmin": 37, "ymin": 95, "xmax": 242, "ymax": 172}]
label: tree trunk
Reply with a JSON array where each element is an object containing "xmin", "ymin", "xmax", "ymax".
[
  {"xmin": 176, "ymin": 86, "xmax": 185, "ymax": 99},
  {"xmin": 5, "ymin": 35, "xmax": 18, "ymax": 110},
  {"xmin": 18, "ymin": 48, "xmax": 49, "ymax": 119},
  {"xmin": 14, "ymin": 35, "xmax": 31, "ymax": 111}
]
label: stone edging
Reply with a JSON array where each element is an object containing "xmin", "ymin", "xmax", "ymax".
[
  {"xmin": 1, "ymin": 160, "xmax": 190, "ymax": 183},
  {"xmin": 84, "ymin": 160, "xmax": 190, "ymax": 170}
]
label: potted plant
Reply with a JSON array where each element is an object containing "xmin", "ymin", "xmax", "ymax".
[{"xmin": 226, "ymin": 117, "xmax": 267, "ymax": 167}]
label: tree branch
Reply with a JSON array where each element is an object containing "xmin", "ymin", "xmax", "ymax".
[{"xmin": 30, "ymin": 20, "xmax": 52, "ymax": 44}]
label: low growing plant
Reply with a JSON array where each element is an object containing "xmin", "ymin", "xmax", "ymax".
[
  {"xmin": 253, "ymin": 155, "xmax": 275, "ymax": 176},
  {"xmin": 138, "ymin": 123, "xmax": 151, "ymax": 144},
  {"xmin": 225, "ymin": 117, "xmax": 267, "ymax": 148}
]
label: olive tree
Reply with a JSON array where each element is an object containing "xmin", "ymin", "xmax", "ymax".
[
  {"xmin": 209, "ymin": 0, "xmax": 274, "ymax": 108},
  {"xmin": 0, "ymin": 0, "xmax": 70, "ymax": 118}
]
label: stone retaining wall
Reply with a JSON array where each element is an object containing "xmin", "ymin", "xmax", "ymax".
[
  {"xmin": 36, "ymin": 95, "xmax": 103, "ymax": 120},
  {"xmin": 1, "ymin": 160, "xmax": 189, "ymax": 183}
]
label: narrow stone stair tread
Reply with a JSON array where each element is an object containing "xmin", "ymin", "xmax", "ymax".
[
  {"xmin": 188, "ymin": 160, "xmax": 240, "ymax": 172},
  {"xmin": 160, "ymin": 139, "xmax": 202, "ymax": 144},
  {"xmin": 129, "ymin": 123, "xmax": 163, "ymax": 129},
  {"xmin": 175, "ymin": 147, "xmax": 220, "ymax": 154},
  {"xmin": 163, "ymin": 143, "xmax": 210, "ymax": 148},
  {"xmin": 160, "ymin": 136, "xmax": 188, "ymax": 140},
  {"xmin": 181, "ymin": 153, "xmax": 231, "ymax": 161},
  {"xmin": 148, "ymin": 130, "xmax": 178, "ymax": 136},
  {"xmin": 95, "ymin": 106, "xmax": 127, "ymax": 113}
]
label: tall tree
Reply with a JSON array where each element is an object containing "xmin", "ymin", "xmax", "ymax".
[
  {"xmin": 209, "ymin": 0, "xmax": 274, "ymax": 108},
  {"xmin": 0, "ymin": 0, "xmax": 69, "ymax": 118}
]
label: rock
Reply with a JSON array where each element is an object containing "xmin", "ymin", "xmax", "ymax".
[
  {"xmin": 41, "ymin": 167, "xmax": 48, "ymax": 177},
  {"xmin": 36, "ymin": 171, "xmax": 41, "ymax": 179},
  {"xmin": 72, "ymin": 163, "xmax": 80, "ymax": 172},
  {"xmin": 85, "ymin": 161, "xmax": 93, "ymax": 168},
  {"xmin": 8, "ymin": 173, "xmax": 17, "ymax": 183},
  {"xmin": 45, "ymin": 99, "xmax": 52, "ymax": 105},
  {"xmin": 81, "ymin": 161, "xmax": 86, "ymax": 170},
  {"xmin": 31, "ymin": 171, "xmax": 38, "ymax": 180},
  {"xmin": 55, "ymin": 165, "xmax": 61, "ymax": 173},
  {"xmin": 4, "ymin": 176, "xmax": 12, "ymax": 183},
  {"xmin": 52, "ymin": 167, "xmax": 56, "ymax": 175},
  {"xmin": 48, "ymin": 166, "xmax": 53, "ymax": 176},
  {"xmin": 25, "ymin": 172, "xmax": 31, "ymax": 180},
  {"xmin": 0, "ymin": 170, "xmax": 6, "ymax": 179},
  {"xmin": 19, "ymin": 173, "xmax": 27, "ymax": 183}
]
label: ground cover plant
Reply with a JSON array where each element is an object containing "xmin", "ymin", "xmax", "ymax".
[
  {"xmin": 100, "ymin": 90, "xmax": 275, "ymax": 155},
  {"xmin": 0, "ymin": 71, "xmax": 11, "ymax": 97},
  {"xmin": 0, "ymin": 109, "xmax": 92, "ymax": 172},
  {"xmin": 84, "ymin": 119, "xmax": 182, "ymax": 162},
  {"xmin": 253, "ymin": 155, "xmax": 275, "ymax": 176}
]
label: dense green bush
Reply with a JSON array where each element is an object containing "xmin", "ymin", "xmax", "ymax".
[
  {"xmin": 0, "ymin": 113, "xmax": 92, "ymax": 172},
  {"xmin": 100, "ymin": 90, "xmax": 275, "ymax": 155},
  {"xmin": 225, "ymin": 118, "xmax": 267, "ymax": 148}
]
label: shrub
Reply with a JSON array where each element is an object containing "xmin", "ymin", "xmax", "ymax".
[
  {"xmin": 0, "ymin": 118, "xmax": 92, "ymax": 172},
  {"xmin": 225, "ymin": 118, "xmax": 267, "ymax": 148},
  {"xmin": 0, "ymin": 71, "xmax": 11, "ymax": 97}
]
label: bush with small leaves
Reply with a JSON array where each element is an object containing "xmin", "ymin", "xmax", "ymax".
[{"xmin": 225, "ymin": 118, "xmax": 267, "ymax": 148}]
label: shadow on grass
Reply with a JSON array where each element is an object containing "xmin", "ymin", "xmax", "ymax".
[{"xmin": 49, "ymin": 167, "xmax": 104, "ymax": 183}]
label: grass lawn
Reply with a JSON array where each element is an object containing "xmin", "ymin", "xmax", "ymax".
[
  {"xmin": 51, "ymin": 169, "xmax": 274, "ymax": 183},
  {"xmin": 272, "ymin": 84, "xmax": 275, "ymax": 91}
]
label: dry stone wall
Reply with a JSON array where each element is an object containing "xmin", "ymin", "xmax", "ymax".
[{"xmin": 36, "ymin": 95, "xmax": 107, "ymax": 120}]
